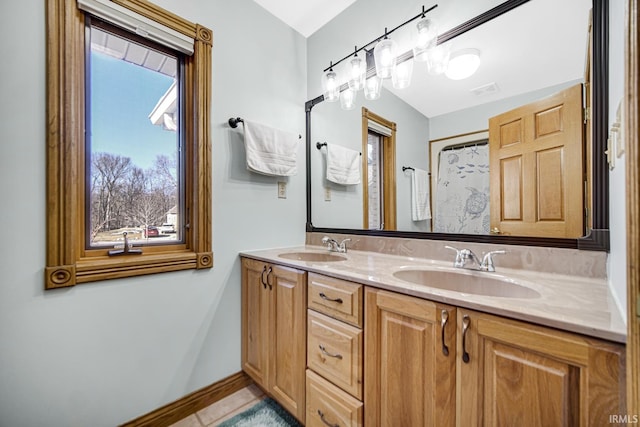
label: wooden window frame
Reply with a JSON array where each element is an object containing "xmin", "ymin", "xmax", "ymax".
[
  {"xmin": 45, "ymin": 0, "xmax": 213, "ymax": 289},
  {"xmin": 361, "ymin": 108, "xmax": 397, "ymax": 230}
]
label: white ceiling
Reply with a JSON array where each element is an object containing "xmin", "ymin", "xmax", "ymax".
[
  {"xmin": 253, "ymin": 0, "xmax": 357, "ymax": 38},
  {"xmin": 254, "ymin": 0, "xmax": 592, "ymax": 117}
]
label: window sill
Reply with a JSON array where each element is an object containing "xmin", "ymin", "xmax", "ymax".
[{"xmin": 45, "ymin": 250, "xmax": 213, "ymax": 289}]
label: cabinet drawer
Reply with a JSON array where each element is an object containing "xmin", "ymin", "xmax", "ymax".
[
  {"xmin": 308, "ymin": 273, "xmax": 363, "ymax": 328},
  {"xmin": 307, "ymin": 310, "xmax": 363, "ymax": 399},
  {"xmin": 306, "ymin": 370, "xmax": 363, "ymax": 427}
]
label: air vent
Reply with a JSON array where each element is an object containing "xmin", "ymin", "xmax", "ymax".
[{"xmin": 470, "ymin": 82, "xmax": 499, "ymax": 96}]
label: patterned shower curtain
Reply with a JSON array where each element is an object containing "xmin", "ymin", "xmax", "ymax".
[{"xmin": 433, "ymin": 143, "xmax": 490, "ymax": 234}]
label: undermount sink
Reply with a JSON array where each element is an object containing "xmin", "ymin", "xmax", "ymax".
[
  {"xmin": 278, "ymin": 251, "xmax": 347, "ymax": 262},
  {"xmin": 392, "ymin": 268, "xmax": 541, "ymax": 299}
]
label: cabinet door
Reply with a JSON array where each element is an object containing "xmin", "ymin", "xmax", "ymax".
[
  {"xmin": 241, "ymin": 258, "xmax": 270, "ymax": 388},
  {"xmin": 457, "ymin": 309, "xmax": 625, "ymax": 427},
  {"xmin": 269, "ymin": 264, "xmax": 307, "ymax": 422},
  {"xmin": 365, "ymin": 288, "xmax": 456, "ymax": 427}
]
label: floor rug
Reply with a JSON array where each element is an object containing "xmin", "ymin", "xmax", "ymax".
[{"xmin": 217, "ymin": 398, "xmax": 302, "ymax": 427}]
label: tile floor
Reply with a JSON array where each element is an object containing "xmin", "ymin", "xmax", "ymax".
[{"xmin": 170, "ymin": 384, "xmax": 266, "ymax": 427}]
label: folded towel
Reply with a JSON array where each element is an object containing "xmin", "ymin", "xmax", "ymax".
[
  {"xmin": 411, "ymin": 168, "xmax": 431, "ymax": 221},
  {"xmin": 326, "ymin": 144, "xmax": 360, "ymax": 185},
  {"xmin": 244, "ymin": 120, "xmax": 298, "ymax": 176}
]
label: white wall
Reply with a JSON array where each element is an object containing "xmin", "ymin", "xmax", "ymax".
[
  {"xmin": 0, "ymin": 1, "xmax": 307, "ymax": 426},
  {"xmin": 607, "ymin": 0, "xmax": 627, "ymax": 320}
]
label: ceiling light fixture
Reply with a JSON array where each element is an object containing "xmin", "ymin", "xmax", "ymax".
[
  {"xmin": 321, "ymin": 61, "xmax": 340, "ymax": 102},
  {"xmin": 319, "ymin": 4, "xmax": 438, "ymax": 102},
  {"xmin": 374, "ymin": 28, "xmax": 398, "ymax": 79},
  {"xmin": 413, "ymin": 17, "xmax": 437, "ymax": 62},
  {"xmin": 347, "ymin": 46, "xmax": 366, "ymax": 91},
  {"xmin": 445, "ymin": 48, "xmax": 481, "ymax": 80}
]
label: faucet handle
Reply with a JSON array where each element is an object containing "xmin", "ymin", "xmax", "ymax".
[
  {"xmin": 444, "ymin": 245, "xmax": 465, "ymax": 267},
  {"xmin": 339, "ymin": 238, "xmax": 351, "ymax": 253},
  {"xmin": 481, "ymin": 250, "xmax": 506, "ymax": 272}
]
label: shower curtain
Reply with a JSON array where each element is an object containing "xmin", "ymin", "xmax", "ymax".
[{"xmin": 433, "ymin": 144, "xmax": 490, "ymax": 234}]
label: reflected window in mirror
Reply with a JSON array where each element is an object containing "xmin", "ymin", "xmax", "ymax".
[{"xmin": 362, "ymin": 108, "xmax": 397, "ymax": 230}]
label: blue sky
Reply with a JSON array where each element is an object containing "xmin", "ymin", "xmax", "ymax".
[{"xmin": 90, "ymin": 51, "xmax": 176, "ymax": 171}]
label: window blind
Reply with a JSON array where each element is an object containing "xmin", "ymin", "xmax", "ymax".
[
  {"xmin": 368, "ymin": 120, "xmax": 393, "ymax": 136},
  {"xmin": 76, "ymin": 0, "xmax": 194, "ymax": 55}
]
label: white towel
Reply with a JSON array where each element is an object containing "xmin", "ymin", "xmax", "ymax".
[
  {"xmin": 244, "ymin": 120, "xmax": 298, "ymax": 176},
  {"xmin": 411, "ymin": 168, "xmax": 431, "ymax": 221},
  {"xmin": 326, "ymin": 144, "xmax": 361, "ymax": 185}
]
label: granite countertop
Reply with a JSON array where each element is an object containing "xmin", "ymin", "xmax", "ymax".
[{"xmin": 240, "ymin": 245, "xmax": 626, "ymax": 344}]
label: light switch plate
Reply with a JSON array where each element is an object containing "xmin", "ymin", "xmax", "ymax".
[
  {"xmin": 324, "ymin": 186, "xmax": 331, "ymax": 201},
  {"xmin": 278, "ymin": 181, "xmax": 287, "ymax": 199}
]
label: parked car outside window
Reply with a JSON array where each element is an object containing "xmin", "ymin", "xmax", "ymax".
[{"xmin": 144, "ymin": 226, "xmax": 160, "ymax": 237}]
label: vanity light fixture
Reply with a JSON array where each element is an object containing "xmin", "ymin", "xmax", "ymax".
[
  {"xmin": 374, "ymin": 29, "xmax": 398, "ymax": 79},
  {"xmin": 340, "ymin": 87, "xmax": 357, "ymax": 110},
  {"xmin": 321, "ymin": 61, "xmax": 340, "ymax": 102},
  {"xmin": 445, "ymin": 48, "xmax": 481, "ymax": 80},
  {"xmin": 426, "ymin": 43, "xmax": 451, "ymax": 75},
  {"xmin": 392, "ymin": 59, "xmax": 413, "ymax": 89},
  {"xmin": 364, "ymin": 74, "xmax": 382, "ymax": 100},
  {"xmin": 319, "ymin": 4, "xmax": 437, "ymax": 102},
  {"xmin": 348, "ymin": 46, "xmax": 366, "ymax": 91},
  {"xmin": 413, "ymin": 17, "xmax": 438, "ymax": 61}
]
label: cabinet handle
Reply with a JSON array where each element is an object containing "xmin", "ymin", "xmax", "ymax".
[
  {"xmin": 266, "ymin": 267, "xmax": 273, "ymax": 290},
  {"xmin": 440, "ymin": 309, "xmax": 450, "ymax": 356},
  {"xmin": 317, "ymin": 409, "xmax": 340, "ymax": 427},
  {"xmin": 462, "ymin": 315, "xmax": 471, "ymax": 363},
  {"xmin": 260, "ymin": 265, "xmax": 268, "ymax": 289},
  {"xmin": 319, "ymin": 344, "xmax": 343, "ymax": 360},
  {"xmin": 319, "ymin": 292, "xmax": 343, "ymax": 304}
]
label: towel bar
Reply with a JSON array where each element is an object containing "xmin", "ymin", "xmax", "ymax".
[
  {"xmin": 229, "ymin": 117, "xmax": 301, "ymax": 139},
  {"xmin": 316, "ymin": 142, "xmax": 361, "ymax": 155},
  {"xmin": 402, "ymin": 166, "xmax": 430, "ymax": 175}
]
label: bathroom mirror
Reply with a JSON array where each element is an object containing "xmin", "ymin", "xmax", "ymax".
[{"xmin": 306, "ymin": 0, "xmax": 609, "ymax": 250}]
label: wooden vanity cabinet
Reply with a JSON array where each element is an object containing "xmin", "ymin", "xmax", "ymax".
[
  {"xmin": 364, "ymin": 288, "xmax": 457, "ymax": 427},
  {"xmin": 456, "ymin": 308, "xmax": 626, "ymax": 427},
  {"xmin": 240, "ymin": 258, "xmax": 307, "ymax": 423}
]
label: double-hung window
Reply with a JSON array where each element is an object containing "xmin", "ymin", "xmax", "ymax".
[{"xmin": 46, "ymin": 0, "xmax": 213, "ymax": 288}]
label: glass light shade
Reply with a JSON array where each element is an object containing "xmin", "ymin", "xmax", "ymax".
[
  {"xmin": 364, "ymin": 75, "xmax": 382, "ymax": 100},
  {"xmin": 445, "ymin": 48, "xmax": 481, "ymax": 80},
  {"xmin": 413, "ymin": 18, "xmax": 438, "ymax": 62},
  {"xmin": 392, "ymin": 59, "xmax": 413, "ymax": 89},
  {"xmin": 348, "ymin": 55, "xmax": 366, "ymax": 91},
  {"xmin": 373, "ymin": 38, "xmax": 397, "ymax": 79},
  {"xmin": 321, "ymin": 69, "xmax": 340, "ymax": 102},
  {"xmin": 426, "ymin": 43, "xmax": 451, "ymax": 75},
  {"xmin": 340, "ymin": 87, "xmax": 357, "ymax": 110}
]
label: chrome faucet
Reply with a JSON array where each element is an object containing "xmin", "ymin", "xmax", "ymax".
[
  {"xmin": 445, "ymin": 246, "xmax": 505, "ymax": 272},
  {"xmin": 322, "ymin": 236, "xmax": 351, "ymax": 253}
]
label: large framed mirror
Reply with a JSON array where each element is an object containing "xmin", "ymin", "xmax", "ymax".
[{"xmin": 306, "ymin": 0, "xmax": 609, "ymax": 250}]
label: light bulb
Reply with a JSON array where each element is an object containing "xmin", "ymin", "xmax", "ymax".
[
  {"xmin": 364, "ymin": 75, "xmax": 382, "ymax": 100},
  {"xmin": 340, "ymin": 87, "xmax": 357, "ymax": 110},
  {"xmin": 392, "ymin": 60, "xmax": 413, "ymax": 89},
  {"xmin": 321, "ymin": 68, "xmax": 340, "ymax": 102},
  {"xmin": 348, "ymin": 55, "xmax": 366, "ymax": 91},
  {"xmin": 426, "ymin": 43, "xmax": 451, "ymax": 75},
  {"xmin": 374, "ymin": 38, "xmax": 397, "ymax": 79},
  {"xmin": 413, "ymin": 18, "xmax": 437, "ymax": 62}
]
